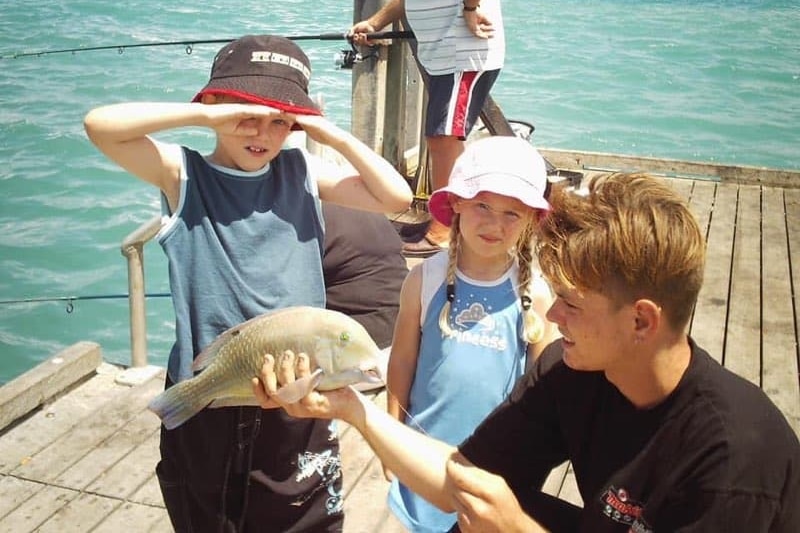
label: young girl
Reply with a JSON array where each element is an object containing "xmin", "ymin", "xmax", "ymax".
[{"xmin": 385, "ymin": 135, "xmax": 559, "ymax": 532}]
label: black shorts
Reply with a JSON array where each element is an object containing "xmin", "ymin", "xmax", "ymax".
[
  {"xmin": 425, "ymin": 69, "xmax": 500, "ymax": 140},
  {"xmin": 156, "ymin": 377, "xmax": 344, "ymax": 532}
]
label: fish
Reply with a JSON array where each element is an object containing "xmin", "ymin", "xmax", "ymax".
[{"xmin": 148, "ymin": 306, "xmax": 384, "ymax": 430}]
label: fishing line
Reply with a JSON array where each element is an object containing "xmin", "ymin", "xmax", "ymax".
[
  {"xmin": 0, "ymin": 292, "xmax": 171, "ymax": 313},
  {"xmin": 0, "ymin": 30, "xmax": 414, "ymax": 60}
]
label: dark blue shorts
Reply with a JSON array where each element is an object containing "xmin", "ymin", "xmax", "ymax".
[{"xmin": 424, "ymin": 69, "xmax": 500, "ymax": 140}]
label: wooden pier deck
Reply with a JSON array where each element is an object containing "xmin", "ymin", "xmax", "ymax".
[{"xmin": 1, "ymin": 169, "xmax": 798, "ymax": 532}]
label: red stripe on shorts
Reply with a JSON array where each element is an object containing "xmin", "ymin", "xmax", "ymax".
[{"xmin": 451, "ymin": 71, "xmax": 479, "ymax": 138}]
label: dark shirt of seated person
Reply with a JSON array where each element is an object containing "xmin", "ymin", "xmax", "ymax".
[{"xmin": 322, "ymin": 201, "xmax": 408, "ymax": 350}]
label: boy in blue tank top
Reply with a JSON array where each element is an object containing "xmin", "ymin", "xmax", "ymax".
[{"xmin": 84, "ymin": 34, "xmax": 412, "ymax": 533}]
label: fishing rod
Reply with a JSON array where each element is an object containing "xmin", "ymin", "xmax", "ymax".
[
  {"xmin": 0, "ymin": 30, "xmax": 415, "ymax": 61},
  {"xmin": 0, "ymin": 293, "xmax": 171, "ymax": 313}
]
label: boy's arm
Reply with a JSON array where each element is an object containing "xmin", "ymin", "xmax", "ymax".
[
  {"xmin": 83, "ymin": 103, "xmax": 202, "ymax": 198},
  {"xmin": 297, "ymin": 115, "xmax": 412, "ymax": 213},
  {"xmin": 83, "ymin": 102, "xmax": 288, "ymax": 207}
]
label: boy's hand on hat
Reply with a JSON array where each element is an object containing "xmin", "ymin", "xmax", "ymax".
[
  {"xmin": 202, "ymin": 104, "xmax": 292, "ymax": 137},
  {"xmin": 293, "ymin": 115, "xmax": 345, "ymax": 147}
]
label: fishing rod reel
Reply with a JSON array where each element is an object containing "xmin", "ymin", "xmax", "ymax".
[{"xmin": 334, "ymin": 39, "xmax": 377, "ymax": 69}]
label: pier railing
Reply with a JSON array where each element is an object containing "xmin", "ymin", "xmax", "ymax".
[{"xmin": 120, "ymin": 215, "xmax": 162, "ymax": 367}]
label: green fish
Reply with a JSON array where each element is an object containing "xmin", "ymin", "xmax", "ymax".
[{"xmin": 148, "ymin": 306, "xmax": 384, "ymax": 429}]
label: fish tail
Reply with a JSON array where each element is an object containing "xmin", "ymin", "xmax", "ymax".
[{"xmin": 148, "ymin": 381, "xmax": 211, "ymax": 430}]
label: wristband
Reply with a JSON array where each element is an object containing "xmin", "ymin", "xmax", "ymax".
[{"xmin": 463, "ymin": 2, "xmax": 479, "ymax": 11}]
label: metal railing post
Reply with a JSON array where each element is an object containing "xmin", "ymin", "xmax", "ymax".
[{"xmin": 120, "ymin": 215, "xmax": 162, "ymax": 368}]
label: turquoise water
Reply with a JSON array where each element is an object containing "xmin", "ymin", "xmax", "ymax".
[{"xmin": 1, "ymin": 0, "xmax": 798, "ymax": 384}]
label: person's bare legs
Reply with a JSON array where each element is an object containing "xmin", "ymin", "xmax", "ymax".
[{"xmin": 426, "ymin": 134, "xmax": 465, "ymax": 246}]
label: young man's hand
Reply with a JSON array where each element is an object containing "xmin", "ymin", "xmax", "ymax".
[
  {"xmin": 446, "ymin": 454, "xmax": 546, "ymax": 532},
  {"xmin": 251, "ymin": 350, "xmax": 362, "ymax": 424}
]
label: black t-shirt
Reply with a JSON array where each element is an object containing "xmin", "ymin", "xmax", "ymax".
[
  {"xmin": 459, "ymin": 339, "xmax": 800, "ymax": 532},
  {"xmin": 321, "ymin": 202, "xmax": 408, "ymax": 348}
]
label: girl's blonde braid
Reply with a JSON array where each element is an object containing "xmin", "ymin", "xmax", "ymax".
[
  {"xmin": 437, "ymin": 214, "xmax": 461, "ymax": 337},
  {"xmin": 516, "ymin": 220, "xmax": 545, "ymax": 344}
]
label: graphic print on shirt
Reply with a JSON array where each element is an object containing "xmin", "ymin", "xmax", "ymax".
[
  {"xmin": 600, "ymin": 486, "xmax": 652, "ymax": 533},
  {"xmin": 449, "ymin": 296, "xmax": 509, "ymax": 351}
]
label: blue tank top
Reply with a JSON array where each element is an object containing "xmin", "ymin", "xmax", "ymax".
[
  {"xmin": 388, "ymin": 251, "xmax": 527, "ymax": 532},
  {"xmin": 158, "ymin": 147, "xmax": 325, "ymax": 383}
]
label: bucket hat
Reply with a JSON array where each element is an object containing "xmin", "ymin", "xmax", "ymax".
[
  {"xmin": 192, "ymin": 34, "xmax": 320, "ymax": 118},
  {"xmin": 428, "ymin": 136, "xmax": 550, "ymax": 227}
]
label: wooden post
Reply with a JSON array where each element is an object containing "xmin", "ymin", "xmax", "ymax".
[
  {"xmin": 351, "ymin": 0, "xmax": 389, "ymax": 155},
  {"xmin": 383, "ymin": 23, "xmax": 423, "ymax": 175}
]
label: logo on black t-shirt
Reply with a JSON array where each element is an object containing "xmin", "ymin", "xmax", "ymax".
[{"xmin": 600, "ymin": 486, "xmax": 652, "ymax": 532}]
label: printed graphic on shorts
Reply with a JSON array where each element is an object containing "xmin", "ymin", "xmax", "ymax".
[{"xmin": 293, "ymin": 448, "xmax": 343, "ymax": 514}]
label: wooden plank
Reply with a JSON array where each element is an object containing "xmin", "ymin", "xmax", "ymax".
[
  {"xmin": 129, "ymin": 472, "xmax": 166, "ymax": 507},
  {"xmin": 11, "ymin": 373, "xmax": 163, "ymax": 484},
  {"xmin": 725, "ymin": 185, "xmax": 762, "ymax": 384},
  {"xmin": 0, "ymin": 364, "xmax": 122, "ymax": 474},
  {"xmin": 760, "ymin": 188, "xmax": 800, "ymax": 435},
  {"xmin": 87, "ymin": 425, "xmax": 162, "ymax": 499},
  {"xmin": 0, "ymin": 341, "xmax": 102, "ymax": 431},
  {"xmin": 343, "ymin": 456, "xmax": 406, "ymax": 533},
  {"xmin": 35, "ymin": 492, "xmax": 119, "ymax": 533},
  {"xmin": 0, "ymin": 475, "xmax": 41, "ymax": 520},
  {"xmin": 686, "ymin": 180, "xmax": 715, "ymax": 245},
  {"xmin": 538, "ymin": 148, "xmax": 800, "ymax": 188},
  {"xmin": 127, "ymin": 434, "xmax": 166, "ymax": 507},
  {"xmin": 0, "ymin": 483, "xmax": 74, "ymax": 532},
  {"xmin": 53, "ymin": 406, "xmax": 160, "ymax": 490},
  {"xmin": 92, "ymin": 501, "xmax": 171, "ymax": 533},
  {"xmin": 667, "ymin": 177, "xmax": 694, "ymax": 200},
  {"xmin": 690, "ymin": 183, "xmax": 737, "ymax": 359}
]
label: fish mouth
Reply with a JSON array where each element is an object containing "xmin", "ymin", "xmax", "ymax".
[{"xmin": 360, "ymin": 368, "xmax": 384, "ymax": 384}]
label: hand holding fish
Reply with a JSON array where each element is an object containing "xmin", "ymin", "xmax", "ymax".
[
  {"xmin": 253, "ymin": 350, "xmax": 367, "ymax": 426},
  {"xmin": 148, "ymin": 307, "xmax": 383, "ymax": 430}
]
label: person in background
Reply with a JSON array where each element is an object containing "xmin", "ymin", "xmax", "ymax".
[
  {"xmin": 350, "ymin": 0, "xmax": 505, "ymax": 257},
  {"xmin": 322, "ymin": 201, "xmax": 408, "ymax": 351},
  {"xmin": 384, "ymin": 136, "xmax": 557, "ymax": 532},
  {"xmin": 84, "ymin": 34, "xmax": 411, "ymax": 532},
  {"xmin": 254, "ymin": 172, "xmax": 800, "ymax": 532}
]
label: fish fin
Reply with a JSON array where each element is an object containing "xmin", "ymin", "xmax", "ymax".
[
  {"xmin": 148, "ymin": 382, "xmax": 210, "ymax": 430},
  {"xmin": 274, "ymin": 368, "xmax": 324, "ymax": 404},
  {"xmin": 208, "ymin": 395, "xmax": 261, "ymax": 408}
]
